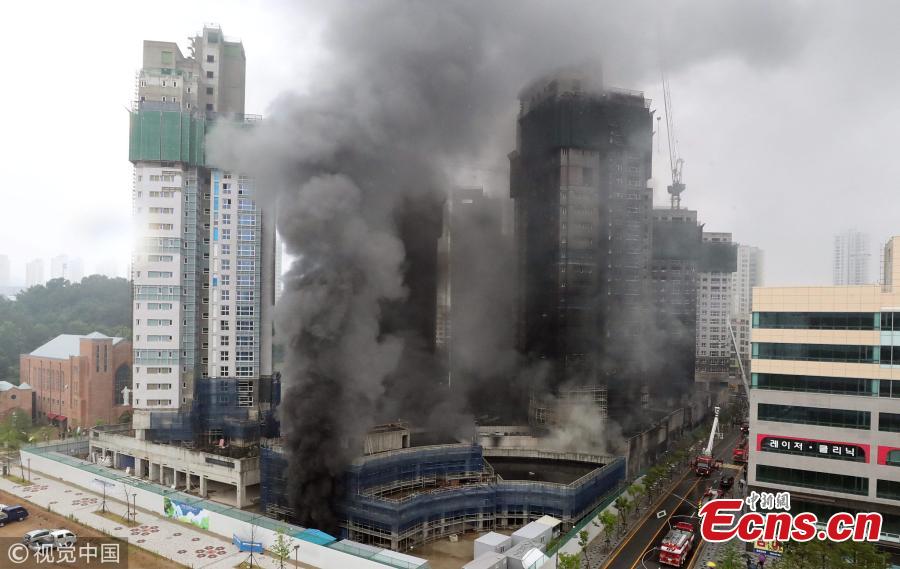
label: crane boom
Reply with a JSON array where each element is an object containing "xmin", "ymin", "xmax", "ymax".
[
  {"xmin": 662, "ymin": 71, "xmax": 686, "ymax": 209},
  {"xmin": 704, "ymin": 407, "xmax": 721, "ymax": 456}
]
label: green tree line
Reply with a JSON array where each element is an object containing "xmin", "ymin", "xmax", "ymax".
[{"xmin": 0, "ymin": 276, "xmax": 132, "ymax": 381}]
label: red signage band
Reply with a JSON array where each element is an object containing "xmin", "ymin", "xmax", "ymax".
[
  {"xmin": 877, "ymin": 446, "xmax": 900, "ymax": 466},
  {"xmin": 756, "ymin": 433, "xmax": 870, "ymax": 463}
]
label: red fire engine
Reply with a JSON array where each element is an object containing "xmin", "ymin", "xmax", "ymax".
[
  {"xmin": 659, "ymin": 521, "xmax": 696, "ymax": 567},
  {"xmin": 733, "ymin": 437, "xmax": 749, "ymax": 464},
  {"xmin": 692, "ymin": 407, "xmax": 724, "ymax": 476}
]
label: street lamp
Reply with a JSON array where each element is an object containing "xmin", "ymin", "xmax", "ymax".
[{"xmin": 293, "ymin": 544, "xmax": 299, "ymax": 567}]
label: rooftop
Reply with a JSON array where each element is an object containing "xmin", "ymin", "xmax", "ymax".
[
  {"xmin": 485, "ymin": 456, "xmax": 598, "ymax": 485},
  {"xmin": 29, "ymin": 332, "xmax": 124, "ymax": 360}
]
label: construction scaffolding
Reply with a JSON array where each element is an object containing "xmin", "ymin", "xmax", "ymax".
[{"xmin": 259, "ymin": 442, "xmax": 625, "ymax": 551}]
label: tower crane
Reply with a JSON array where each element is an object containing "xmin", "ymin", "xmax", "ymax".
[{"xmin": 662, "ymin": 71, "xmax": 685, "ymax": 209}]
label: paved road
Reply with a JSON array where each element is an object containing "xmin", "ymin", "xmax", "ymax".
[{"xmin": 600, "ymin": 427, "xmax": 744, "ymax": 569}]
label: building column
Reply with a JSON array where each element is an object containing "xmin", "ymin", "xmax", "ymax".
[
  {"xmin": 172, "ymin": 469, "xmax": 180, "ymax": 488},
  {"xmin": 184, "ymin": 469, "xmax": 191, "ymax": 492},
  {"xmin": 112, "ymin": 451, "xmax": 119, "ymax": 470},
  {"xmin": 236, "ymin": 482, "xmax": 246, "ymax": 508},
  {"xmin": 133, "ymin": 458, "xmax": 143, "ymax": 478},
  {"xmin": 199, "ymin": 476, "xmax": 207, "ymax": 498}
]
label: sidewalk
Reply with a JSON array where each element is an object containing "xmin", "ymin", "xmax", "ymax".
[{"xmin": 0, "ymin": 471, "xmax": 303, "ymax": 569}]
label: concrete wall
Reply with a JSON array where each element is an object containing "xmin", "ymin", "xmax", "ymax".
[{"xmin": 19, "ymin": 447, "xmax": 396, "ymax": 569}]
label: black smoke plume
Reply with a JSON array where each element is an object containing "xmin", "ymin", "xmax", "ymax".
[{"xmin": 208, "ymin": 0, "xmax": 812, "ymax": 532}]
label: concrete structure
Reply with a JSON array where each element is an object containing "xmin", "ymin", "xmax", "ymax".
[
  {"xmin": 261, "ymin": 440, "xmax": 624, "ymax": 550},
  {"xmin": 0, "ymin": 254, "xmax": 9, "ymax": 287},
  {"xmin": 509, "ymin": 70, "xmax": 654, "ymax": 419},
  {"xmin": 19, "ymin": 440, "xmax": 430, "ymax": 569},
  {"xmin": 0, "ymin": 381, "xmax": 32, "ymax": 421},
  {"xmin": 730, "ymin": 244, "xmax": 764, "ymax": 378},
  {"xmin": 696, "ymin": 232, "xmax": 736, "ymax": 382},
  {"xmin": 651, "ymin": 207, "xmax": 702, "ymax": 405},
  {"xmin": 25, "ymin": 258, "xmax": 44, "ymax": 287},
  {"xmin": 474, "ymin": 532, "xmax": 512, "ymax": 559},
  {"xmin": 833, "ymin": 229, "xmax": 872, "ymax": 285},
  {"xmin": 90, "ymin": 425, "xmax": 258, "ymax": 507},
  {"xmin": 748, "ymin": 236, "xmax": 900, "ymax": 536},
  {"xmin": 19, "ymin": 332, "xmax": 131, "ymax": 429},
  {"xmin": 129, "ymin": 24, "xmax": 277, "ymax": 445}
]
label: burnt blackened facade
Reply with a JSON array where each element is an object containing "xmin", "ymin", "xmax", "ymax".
[{"xmin": 509, "ymin": 73, "xmax": 654, "ymax": 417}]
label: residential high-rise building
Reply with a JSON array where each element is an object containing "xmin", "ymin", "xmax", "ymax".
[
  {"xmin": 833, "ymin": 229, "xmax": 872, "ymax": 285},
  {"xmin": 274, "ymin": 233, "xmax": 284, "ymax": 303},
  {"xmin": 730, "ymin": 244, "xmax": 764, "ymax": 376},
  {"xmin": 509, "ymin": 71, "xmax": 653, "ymax": 421},
  {"xmin": 50, "ymin": 254, "xmax": 68, "ymax": 281},
  {"xmin": 0, "ymin": 255, "xmax": 10, "ymax": 287},
  {"xmin": 129, "ymin": 25, "xmax": 276, "ymax": 444},
  {"xmin": 749, "ymin": 236, "xmax": 900, "ymax": 537},
  {"xmin": 650, "ymin": 208, "xmax": 702, "ymax": 404},
  {"xmin": 695, "ymin": 232, "xmax": 737, "ymax": 382},
  {"xmin": 69, "ymin": 257, "xmax": 84, "ymax": 283},
  {"xmin": 25, "ymin": 259, "xmax": 45, "ymax": 288}
]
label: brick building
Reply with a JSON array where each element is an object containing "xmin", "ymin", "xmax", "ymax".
[
  {"xmin": 0, "ymin": 381, "xmax": 32, "ymax": 422},
  {"xmin": 20, "ymin": 332, "xmax": 132, "ymax": 429}
]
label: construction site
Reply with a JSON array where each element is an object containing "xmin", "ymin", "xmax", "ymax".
[{"xmin": 260, "ymin": 423, "xmax": 625, "ymax": 550}]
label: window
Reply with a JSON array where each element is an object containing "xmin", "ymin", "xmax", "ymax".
[
  {"xmin": 236, "ymin": 320, "xmax": 253, "ymax": 331},
  {"xmin": 206, "ymin": 71, "xmax": 214, "ymax": 79},
  {"xmin": 753, "ymin": 343, "xmax": 876, "ymax": 363},
  {"xmin": 236, "ymin": 366, "xmax": 254, "ymax": 377},
  {"xmin": 236, "ymin": 290, "xmax": 254, "ymax": 302},
  {"xmin": 238, "ymin": 244, "xmax": 254, "ymax": 257},
  {"xmin": 236, "ymin": 305, "xmax": 254, "ymax": 317},
  {"xmin": 220, "ymin": 366, "xmax": 230, "ymax": 377},
  {"xmin": 221, "ymin": 244, "xmax": 231, "ymax": 255},
  {"xmin": 236, "ymin": 336, "xmax": 254, "ymax": 347},
  {"xmin": 222, "ymin": 214, "xmax": 232, "ymax": 225},
  {"xmin": 148, "ymin": 255, "xmax": 174, "ymax": 262},
  {"xmin": 148, "ymin": 271, "xmax": 174, "ymax": 278},
  {"xmin": 220, "ymin": 289, "xmax": 230, "ymax": 301},
  {"xmin": 220, "ymin": 259, "xmax": 231, "ymax": 271},
  {"xmin": 221, "ymin": 229, "xmax": 231, "ymax": 241},
  {"xmin": 237, "ymin": 275, "xmax": 255, "ymax": 286},
  {"xmin": 147, "ymin": 319, "xmax": 173, "ymax": 326},
  {"xmin": 752, "ymin": 373, "xmax": 876, "ymax": 396},
  {"xmin": 754, "ymin": 312, "xmax": 877, "ymax": 330},
  {"xmin": 207, "ymin": 55, "xmax": 215, "ymax": 63},
  {"xmin": 206, "ymin": 86, "xmax": 214, "ymax": 95},
  {"xmin": 876, "ymin": 479, "xmax": 900, "ymax": 501},
  {"xmin": 236, "ymin": 351, "xmax": 254, "ymax": 362},
  {"xmin": 206, "ymin": 103, "xmax": 214, "ymax": 111},
  {"xmin": 757, "ymin": 465, "xmax": 868, "ymax": 496},
  {"xmin": 237, "ymin": 260, "xmax": 255, "ymax": 272},
  {"xmin": 758, "ymin": 403, "xmax": 870, "ymax": 430},
  {"xmin": 238, "ymin": 214, "xmax": 256, "ymax": 227},
  {"xmin": 149, "ymin": 223, "xmax": 174, "ymax": 231},
  {"xmin": 220, "ymin": 336, "xmax": 230, "ymax": 346},
  {"xmin": 220, "ymin": 305, "xmax": 230, "ymax": 316},
  {"xmin": 238, "ymin": 229, "xmax": 254, "ymax": 241},
  {"xmin": 220, "ymin": 351, "xmax": 230, "ymax": 362},
  {"xmin": 239, "ymin": 198, "xmax": 254, "ymax": 211},
  {"xmin": 220, "ymin": 320, "xmax": 230, "ymax": 331},
  {"xmin": 221, "ymin": 274, "xmax": 230, "ymax": 286},
  {"xmin": 880, "ymin": 413, "xmax": 900, "ymax": 433}
]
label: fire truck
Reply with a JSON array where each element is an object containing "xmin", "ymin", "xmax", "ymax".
[
  {"xmin": 733, "ymin": 437, "xmax": 749, "ymax": 464},
  {"xmin": 659, "ymin": 521, "xmax": 697, "ymax": 567},
  {"xmin": 692, "ymin": 407, "xmax": 723, "ymax": 476}
]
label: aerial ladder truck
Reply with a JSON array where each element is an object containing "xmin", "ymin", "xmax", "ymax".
[
  {"xmin": 658, "ymin": 521, "xmax": 697, "ymax": 567},
  {"xmin": 692, "ymin": 406, "xmax": 723, "ymax": 476}
]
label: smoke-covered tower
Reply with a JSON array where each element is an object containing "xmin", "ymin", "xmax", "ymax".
[{"xmin": 509, "ymin": 71, "xmax": 654, "ymax": 421}]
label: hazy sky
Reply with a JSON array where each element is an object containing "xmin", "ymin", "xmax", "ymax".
[{"xmin": 1, "ymin": 1, "xmax": 898, "ymax": 285}]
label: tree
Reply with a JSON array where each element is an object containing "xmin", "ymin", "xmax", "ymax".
[
  {"xmin": 578, "ymin": 529, "xmax": 589, "ymax": 549},
  {"xmin": 271, "ymin": 528, "xmax": 294, "ymax": 569},
  {"xmin": 776, "ymin": 540, "xmax": 888, "ymax": 569},
  {"xmin": 558, "ymin": 552, "xmax": 580, "ymax": 569},
  {"xmin": 598, "ymin": 510, "xmax": 617, "ymax": 550},
  {"xmin": 0, "ymin": 276, "xmax": 131, "ymax": 380},
  {"xmin": 628, "ymin": 483, "xmax": 646, "ymax": 510},
  {"xmin": 718, "ymin": 540, "xmax": 743, "ymax": 569},
  {"xmin": 614, "ymin": 496, "xmax": 632, "ymax": 528}
]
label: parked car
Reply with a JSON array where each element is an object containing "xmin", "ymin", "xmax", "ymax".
[
  {"xmin": 28, "ymin": 530, "xmax": 77, "ymax": 553},
  {"xmin": 0, "ymin": 511, "xmax": 8, "ymax": 527},
  {"xmin": 2, "ymin": 506, "xmax": 28, "ymax": 522},
  {"xmin": 23, "ymin": 529, "xmax": 51, "ymax": 545}
]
